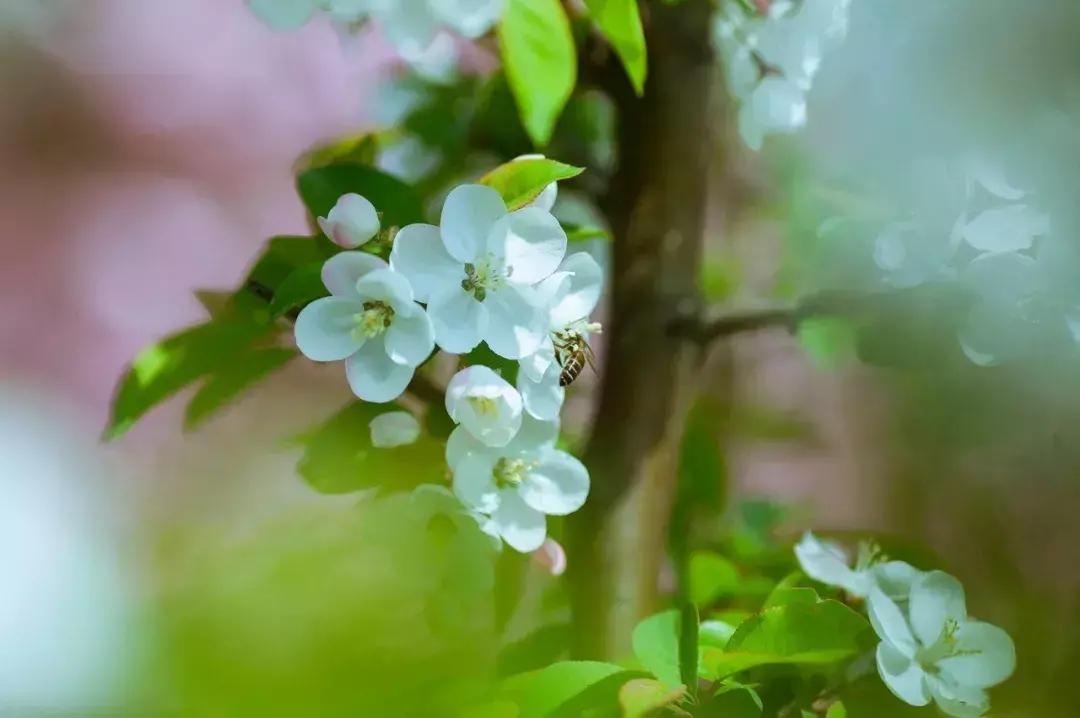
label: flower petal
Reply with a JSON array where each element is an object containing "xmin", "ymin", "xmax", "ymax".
[
  {"xmin": 385, "ymin": 304, "xmax": 434, "ymax": 367},
  {"xmin": 519, "ymin": 337, "xmax": 556, "ymax": 382},
  {"xmin": 344, "ymin": 339, "xmax": 414, "ymax": 403},
  {"xmin": 876, "ymin": 641, "xmax": 931, "ymax": 707},
  {"xmin": 872, "ymin": 561, "xmax": 923, "ymax": 601},
  {"xmin": 390, "ymin": 223, "xmax": 462, "ymax": 302},
  {"xmin": 374, "ymin": 0, "xmax": 440, "ymax": 59},
  {"xmin": 505, "ymin": 414, "xmax": 560, "ymax": 454},
  {"xmin": 489, "ymin": 207, "xmax": 567, "ymax": 285},
  {"xmin": 868, "ymin": 588, "xmax": 918, "ymax": 658},
  {"xmin": 445, "ymin": 365, "xmax": 523, "ymax": 448},
  {"xmin": 491, "ymin": 490, "xmax": 547, "ymax": 552},
  {"xmin": 452, "ymin": 451, "xmax": 501, "ymax": 514},
  {"xmin": 294, "ymin": 297, "xmax": 364, "ymax": 361},
  {"xmin": 440, "ymin": 184, "xmax": 507, "ymax": 263},
  {"xmin": 518, "ymin": 365, "xmax": 565, "ymax": 421},
  {"xmin": 322, "ymin": 252, "xmax": 388, "ymax": 299},
  {"xmin": 446, "ymin": 426, "xmax": 486, "ymax": 471},
  {"xmin": 369, "ymin": 411, "xmax": 421, "ymax": 448},
  {"xmin": 355, "ymin": 267, "xmax": 416, "ymax": 307},
  {"xmin": 794, "ymin": 532, "xmax": 867, "ymax": 597},
  {"xmin": 909, "ymin": 571, "xmax": 967, "ymax": 648},
  {"xmin": 318, "ymin": 193, "xmax": 380, "ymax": 249},
  {"xmin": 926, "ymin": 676, "xmax": 990, "ymax": 718},
  {"xmin": 519, "ymin": 448, "xmax": 589, "ymax": 516},
  {"xmin": 483, "ymin": 286, "xmax": 547, "ymax": 359},
  {"xmin": 430, "ymin": 0, "xmax": 503, "ymax": 39},
  {"xmin": 937, "ymin": 621, "xmax": 1016, "ymax": 689},
  {"xmin": 962, "ymin": 204, "xmax": 1049, "ymax": 253},
  {"xmin": 248, "ymin": 0, "xmax": 317, "ymax": 30},
  {"xmin": 549, "ymin": 252, "xmax": 603, "ymax": 328},
  {"xmin": 428, "ymin": 286, "xmax": 487, "ymax": 354}
]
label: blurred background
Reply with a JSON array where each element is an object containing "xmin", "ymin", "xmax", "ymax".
[{"xmin": 2, "ymin": 0, "xmax": 1078, "ymax": 715}]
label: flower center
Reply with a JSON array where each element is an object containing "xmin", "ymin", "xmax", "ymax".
[
  {"xmin": 352, "ymin": 301, "xmax": 395, "ymax": 340},
  {"xmin": 461, "ymin": 255, "xmax": 506, "ymax": 302},
  {"xmin": 466, "ymin": 395, "xmax": 499, "ymax": 417},
  {"xmin": 916, "ymin": 618, "xmax": 977, "ymax": 670},
  {"xmin": 493, "ymin": 457, "xmax": 534, "ymax": 489}
]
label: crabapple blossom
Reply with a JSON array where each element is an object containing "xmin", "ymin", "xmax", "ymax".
[
  {"xmin": 448, "ymin": 416, "xmax": 589, "ymax": 552},
  {"xmin": 445, "ymin": 365, "xmax": 523, "ymax": 448},
  {"xmin": 715, "ymin": 0, "xmax": 852, "ymax": 150},
  {"xmin": 868, "ymin": 572, "xmax": 1016, "ymax": 718},
  {"xmin": 318, "ymin": 193, "xmax": 381, "ymax": 249},
  {"xmin": 390, "ymin": 184, "xmax": 567, "ymax": 359},
  {"xmin": 795, "ymin": 532, "xmax": 922, "ymax": 600},
  {"xmin": 369, "ymin": 410, "xmax": 421, "ymax": 448},
  {"xmin": 517, "ymin": 252, "xmax": 604, "ymax": 421},
  {"xmin": 294, "ymin": 252, "xmax": 434, "ymax": 402}
]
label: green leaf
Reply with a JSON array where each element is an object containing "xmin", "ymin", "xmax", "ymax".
[
  {"xmin": 502, "ymin": 661, "xmax": 638, "ymax": 718},
  {"xmin": 298, "ymin": 131, "xmax": 381, "ymax": 170},
  {"xmin": 184, "ymin": 347, "xmax": 297, "ymax": 430},
  {"xmin": 679, "ymin": 602, "xmax": 699, "ymax": 699},
  {"xmin": 295, "ymin": 402, "xmax": 444, "ymax": 495},
  {"xmin": 480, "ymin": 157, "xmax": 584, "ymax": 210},
  {"xmin": 701, "ymin": 598, "xmax": 871, "ymax": 680},
  {"xmin": 564, "ymin": 224, "xmax": 611, "ymax": 243},
  {"xmin": 689, "ymin": 551, "xmax": 741, "ymax": 606},
  {"xmin": 632, "ymin": 610, "xmax": 683, "ymax": 689},
  {"xmin": 826, "ymin": 701, "xmax": 848, "ymax": 718},
  {"xmin": 105, "ymin": 318, "xmax": 271, "ymax": 440},
  {"xmin": 698, "ymin": 681, "xmax": 763, "ymax": 717},
  {"xmin": 269, "ymin": 262, "xmax": 328, "ymax": 319},
  {"xmin": 618, "ymin": 678, "xmax": 685, "ymax": 718},
  {"xmin": 762, "ymin": 574, "xmax": 814, "ymax": 609},
  {"xmin": 497, "ymin": 624, "xmax": 571, "ymax": 677},
  {"xmin": 583, "ymin": 0, "xmax": 648, "ymax": 94},
  {"xmin": 297, "ymin": 162, "xmax": 425, "ymax": 228},
  {"xmin": 244, "ymin": 235, "xmax": 330, "ymax": 297},
  {"xmin": 498, "ymin": 0, "xmax": 577, "ymax": 146}
]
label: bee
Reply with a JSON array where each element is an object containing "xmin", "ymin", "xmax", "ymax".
[{"xmin": 554, "ymin": 330, "xmax": 597, "ymax": 387}]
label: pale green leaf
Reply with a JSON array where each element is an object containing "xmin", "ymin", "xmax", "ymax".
[
  {"xmin": 501, "ymin": 661, "xmax": 637, "ymax": 718},
  {"xmin": 480, "ymin": 157, "xmax": 584, "ymax": 210},
  {"xmin": 184, "ymin": 347, "xmax": 297, "ymax": 430},
  {"xmin": 498, "ymin": 0, "xmax": 577, "ymax": 146},
  {"xmin": 632, "ymin": 610, "xmax": 682, "ymax": 689},
  {"xmin": 584, "ymin": 0, "xmax": 648, "ymax": 94},
  {"xmin": 701, "ymin": 598, "xmax": 871, "ymax": 679}
]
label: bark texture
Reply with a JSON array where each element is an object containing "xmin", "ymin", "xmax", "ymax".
[{"xmin": 567, "ymin": 0, "xmax": 718, "ymax": 659}]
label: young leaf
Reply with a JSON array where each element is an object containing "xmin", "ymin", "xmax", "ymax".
[
  {"xmin": 583, "ymin": 0, "xmax": 648, "ymax": 95},
  {"xmin": 498, "ymin": 0, "xmax": 577, "ymax": 147},
  {"xmin": 183, "ymin": 347, "xmax": 297, "ymax": 430},
  {"xmin": 701, "ymin": 598, "xmax": 872, "ymax": 679},
  {"xmin": 480, "ymin": 157, "xmax": 584, "ymax": 210},
  {"xmin": 631, "ymin": 610, "xmax": 682, "ymax": 689},
  {"xmin": 297, "ymin": 163, "xmax": 425, "ymax": 229},
  {"xmin": 618, "ymin": 678, "xmax": 685, "ymax": 718},
  {"xmin": 501, "ymin": 661, "xmax": 638, "ymax": 718},
  {"xmin": 105, "ymin": 318, "xmax": 271, "ymax": 440},
  {"xmin": 268, "ymin": 262, "xmax": 328, "ymax": 319}
]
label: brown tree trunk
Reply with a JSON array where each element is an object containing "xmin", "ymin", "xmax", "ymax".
[{"xmin": 567, "ymin": 0, "xmax": 718, "ymax": 659}]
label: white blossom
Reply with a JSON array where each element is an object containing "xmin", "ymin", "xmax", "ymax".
[
  {"xmin": 517, "ymin": 252, "xmax": 604, "ymax": 421},
  {"xmin": 448, "ymin": 416, "xmax": 589, "ymax": 552},
  {"xmin": 795, "ymin": 532, "xmax": 921, "ymax": 600},
  {"xmin": 369, "ymin": 411, "xmax": 421, "ymax": 448},
  {"xmin": 445, "ymin": 365, "xmax": 523, "ymax": 448},
  {"xmin": 318, "ymin": 193, "xmax": 381, "ymax": 249},
  {"xmin": 868, "ymin": 572, "xmax": 1016, "ymax": 718},
  {"xmin": 390, "ymin": 184, "xmax": 567, "ymax": 359},
  {"xmin": 294, "ymin": 253, "xmax": 435, "ymax": 402},
  {"xmin": 715, "ymin": 0, "xmax": 852, "ymax": 151}
]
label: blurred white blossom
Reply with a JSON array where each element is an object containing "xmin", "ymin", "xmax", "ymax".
[{"xmin": 369, "ymin": 410, "xmax": 422, "ymax": 447}]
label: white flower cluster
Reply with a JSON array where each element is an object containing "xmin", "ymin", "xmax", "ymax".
[
  {"xmin": 796, "ymin": 533, "xmax": 1016, "ymax": 718},
  {"xmin": 714, "ymin": 0, "xmax": 853, "ymax": 151},
  {"xmin": 869, "ymin": 157, "xmax": 1077, "ymax": 365},
  {"xmin": 294, "ymin": 178, "xmax": 602, "ymax": 552},
  {"xmin": 249, "ymin": 0, "xmax": 502, "ymax": 77}
]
